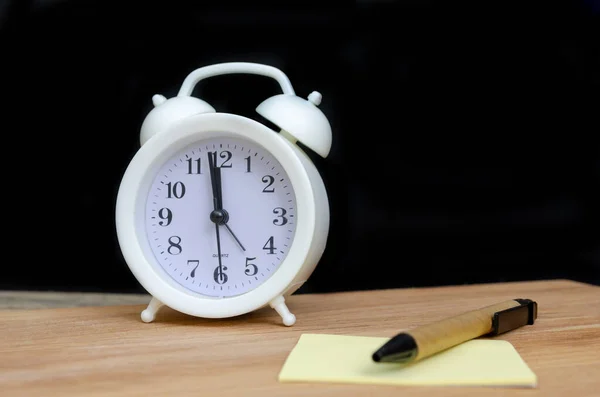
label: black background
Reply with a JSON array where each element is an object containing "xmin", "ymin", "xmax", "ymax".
[{"xmin": 1, "ymin": 1, "xmax": 599, "ymax": 294}]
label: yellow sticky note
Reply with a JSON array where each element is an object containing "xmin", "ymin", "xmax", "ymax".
[{"xmin": 279, "ymin": 333, "xmax": 537, "ymax": 387}]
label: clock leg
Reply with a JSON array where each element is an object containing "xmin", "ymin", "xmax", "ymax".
[
  {"xmin": 141, "ymin": 297, "xmax": 164, "ymax": 323},
  {"xmin": 269, "ymin": 295, "xmax": 296, "ymax": 326}
]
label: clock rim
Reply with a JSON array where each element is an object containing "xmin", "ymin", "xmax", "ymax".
[{"xmin": 115, "ymin": 112, "xmax": 316, "ymax": 318}]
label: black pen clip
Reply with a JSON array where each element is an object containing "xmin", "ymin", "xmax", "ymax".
[{"xmin": 488, "ymin": 298, "xmax": 538, "ymax": 336}]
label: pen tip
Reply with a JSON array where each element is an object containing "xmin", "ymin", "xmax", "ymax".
[{"xmin": 371, "ymin": 333, "xmax": 418, "ymax": 363}]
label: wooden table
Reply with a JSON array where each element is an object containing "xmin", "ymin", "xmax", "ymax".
[{"xmin": 1, "ymin": 279, "xmax": 598, "ymax": 396}]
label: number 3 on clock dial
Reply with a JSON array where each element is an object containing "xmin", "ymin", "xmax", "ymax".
[{"xmin": 145, "ymin": 136, "xmax": 297, "ymax": 298}]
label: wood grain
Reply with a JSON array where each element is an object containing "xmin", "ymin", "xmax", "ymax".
[
  {"xmin": 1, "ymin": 279, "xmax": 598, "ymax": 397},
  {"xmin": 0, "ymin": 290, "xmax": 150, "ymax": 309}
]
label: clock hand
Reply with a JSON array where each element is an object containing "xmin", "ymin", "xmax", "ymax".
[
  {"xmin": 207, "ymin": 152, "xmax": 222, "ymax": 210},
  {"xmin": 208, "ymin": 151, "xmax": 246, "ymax": 252},
  {"xmin": 214, "ymin": 222, "xmax": 225, "ymax": 283},
  {"xmin": 208, "ymin": 205, "xmax": 244, "ymax": 254},
  {"xmin": 207, "ymin": 152, "xmax": 231, "ymax": 230},
  {"xmin": 207, "ymin": 151, "xmax": 226, "ymax": 283},
  {"xmin": 223, "ymin": 223, "xmax": 246, "ymax": 252}
]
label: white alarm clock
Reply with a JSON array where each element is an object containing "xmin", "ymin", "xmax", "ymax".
[{"xmin": 115, "ymin": 62, "xmax": 331, "ymax": 326}]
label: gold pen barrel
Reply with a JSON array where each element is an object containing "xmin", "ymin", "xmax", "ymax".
[{"xmin": 410, "ymin": 299, "xmax": 522, "ymax": 361}]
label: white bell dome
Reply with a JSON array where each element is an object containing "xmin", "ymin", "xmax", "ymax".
[
  {"xmin": 140, "ymin": 95, "xmax": 216, "ymax": 145},
  {"xmin": 256, "ymin": 91, "xmax": 332, "ymax": 158}
]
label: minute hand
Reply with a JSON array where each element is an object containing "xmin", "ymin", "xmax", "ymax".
[
  {"xmin": 208, "ymin": 151, "xmax": 246, "ymax": 252},
  {"xmin": 208, "ymin": 152, "xmax": 223, "ymax": 210},
  {"xmin": 207, "ymin": 152, "xmax": 225, "ymax": 283}
]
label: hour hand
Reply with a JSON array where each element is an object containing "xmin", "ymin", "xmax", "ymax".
[{"xmin": 207, "ymin": 152, "xmax": 223, "ymax": 210}]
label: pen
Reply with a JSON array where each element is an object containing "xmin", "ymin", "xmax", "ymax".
[{"xmin": 372, "ymin": 298, "xmax": 538, "ymax": 364}]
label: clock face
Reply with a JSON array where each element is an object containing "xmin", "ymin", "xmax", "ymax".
[{"xmin": 143, "ymin": 135, "xmax": 297, "ymax": 298}]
